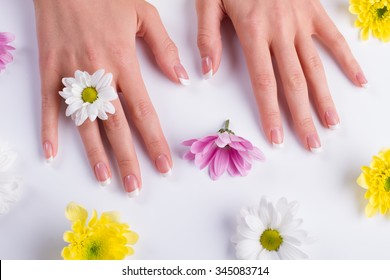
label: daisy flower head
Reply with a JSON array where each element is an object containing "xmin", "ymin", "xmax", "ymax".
[
  {"xmin": 0, "ymin": 139, "xmax": 21, "ymax": 215},
  {"xmin": 62, "ymin": 202, "xmax": 138, "ymax": 260},
  {"xmin": 59, "ymin": 69, "xmax": 118, "ymax": 126},
  {"xmin": 182, "ymin": 120, "xmax": 265, "ymax": 180},
  {"xmin": 232, "ymin": 197, "xmax": 309, "ymax": 260},
  {"xmin": 357, "ymin": 148, "xmax": 390, "ymax": 217},
  {"xmin": 349, "ymin": 0, "xmax": 390, "ymax": 42},
  {"xmin": 0, "ymin": 32, "xmax": 15, "ymax": 71}
]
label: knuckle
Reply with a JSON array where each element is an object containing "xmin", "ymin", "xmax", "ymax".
[
  {"xmin": 104, "ymin": 113, "xmax": 124, "ymax": 132},
  {"xmin": 253, "ymin": 73, "xmax": 277, "ymax": 93},
  {"xmin": 307, "ymin": 55, "xmax": 323, "ymax": 72},
  {"xmin": 146, "ymin": 139, "xmax": 164, "ymax": 152},
  {"xmin": 162, "ymin": 37, "xmax": 178, "ymax": 55},
  {"xmin": 84, "ymin": 46, "xmax": 99, "ymax": 63},
  {"xmin": 145, "ymin": 3, "xmax": 159, "ymax": 18},
  {"xmin": 117, "ymin": 158, "xmax": 136, "ymax": 170},
  {"xmin": 332, "ymin": 31, "xmax": 347, "ymax": 47},
  {"xmin": 263, "ymin": 111, "xmax": 280, "ymax": 124},
  {"xmin": 286, "ymin": 72, "xmax": 307, "ymax": 93},
  {"xmin": 197, "ymin": 29, "xmax": 213, "ymax": 50},
  {"xmin": 85, "ymin": 146, "xmax": 104, "ymax": 160},
  {"xmin": 317, "ymin": 94, "xmax": 334, "ymax": 107},
  {"xmin": 131, "ymin": 99, "xmax": 156, "ymax": 122},
  {"xmin": 298, "ymin": 117, "xmax": 314, "ymax": 130}
]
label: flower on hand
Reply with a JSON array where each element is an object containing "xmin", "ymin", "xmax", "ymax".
[
  {"xmin": 357, "ymin": 149, "xmax": 390, "ymax": 217},
  {"xmin": 231, "ymin": 197, "xmax": 309, "ymax": 260},
  {"xmin": 0, "ymin": 32, "xmax": 15, "ymax": 71},
  {"xmin": 182, "ymin": 120, "xmax": 265, "ymax": 180},
  {"xmin": 62, "ymin": 202, "xmax": 138, "ymax": 260},
  {"xmin": 0, "ymin": 139, "xmax": 20, "ymax": 215},
  {"xmin": 349, "ymin": 0, "xmax": 390, "ymax": 42},
  {"xmin": 59, "ymin": 69, "xmax": 118, "ymax": 126}
]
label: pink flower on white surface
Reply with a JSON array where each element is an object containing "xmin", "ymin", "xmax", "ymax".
[
  {"xmin": 0, "ymin": 32, "xmax": 15, "ymax": 71},
  {"xmin": 183, "ymin": 120, "xmax": 265, "ymax": 180}
]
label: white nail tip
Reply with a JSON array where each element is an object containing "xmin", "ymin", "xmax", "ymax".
[
  {"xmin": 179, "ymin": 78, "xmax": 191, "ymax": 86},
  {"xmin": 203, "ymin": 69, "xmax": 213, "ymax": 80},
  {"xmin": 161, "ymin": 169, "xmax": 172, "ymax": 178},
  {"xmin": 362, "ymin": 83, "xmax": 370, "ymax": 89},
  {"xmin": 272, "ymin": 142, "xmax": 284, "ymax": 149},
  {"xmin": 99, "ymin": 178, "xmax": 111, "ymax": 187},
  {"xmin": 328, "ymin": 123, "xmax": 340, "ymax": 130},
  {"xmin": 310, "ymin": 147, "xmax": 323, "ymax": 154},
  {"xmin": 127, "ymin": 188, "xmax": 139, "ymax": 198},
  {"xmin": 45, "ymin": 156, "xmax": 53, "ymax": 164}
]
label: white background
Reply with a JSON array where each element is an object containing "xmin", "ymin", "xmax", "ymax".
[{"xmin": 0, "ymin": 0, "xmax": 390, "ymax": 260}]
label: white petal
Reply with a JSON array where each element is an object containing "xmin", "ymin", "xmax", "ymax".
[
  {"xmin": 96, "ymin": 73, "xmax": 113, "ymax": 90},
  {"xmin": 75, "ymin": 107, "xmax": 88, "ymax": 126},
  {"xmin": 65, "ymin": 96, "xmax": 82, "ymax": 105},
  {"xmin": 235, "ymin": 239, "xmax": 262, "ymax": 260},
  {"xmin": 0, "ymin": 149, "xmax": 17, "ymax": 172},
  {"xmin": 237, "ymin": 224, "xmax": 262, "ymax": 240},
  {"xmin": 278, "ymin": 243, "xmax": 308, "ymax": 260},
  {"xmin": 62, "ymin": 77, "xmax": 75, "ymax": 87},
  {"xmin": 103, "ymin": 102, "xmax": 115, "ymax": 114},
  {"xmin": 65, "ymin": 101, "xmax": 83, "ymax": 117},
  {"xmin": 97, "ymin": 109, "xmax": 108, "ymax": 120},
  {"xmin": 258, "ymin": 249, "xmax": 279, "ymax": 260},
  {"xmin": 258, "ymin": 197, "xmax": 270, "ymax": 226},
  {"xmin": 98, "ymin": 87, "xmax": 118, "ymax": 101},
  {"xmin": 244, "ymin": 215, "xmax": 263, "ymax": 232},
  {"xmin": 75, "ymin": 70, "xmax": 84, "ymax": 83},
  {"xmin": 59, "ymin": 88, "xmax": 73, "ymax": 99},
  {"xmin": 91, "ymin": 69, "xmax": 105, "ymax": 87}
]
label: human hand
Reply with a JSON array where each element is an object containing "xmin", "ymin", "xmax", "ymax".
[
  {"xmin": 34, "ymin": 0, "xmax": 189, "ymax": 196},
  {"xmin": 196, "ymin": 0, "xmax": 367, "ymax": 151}
]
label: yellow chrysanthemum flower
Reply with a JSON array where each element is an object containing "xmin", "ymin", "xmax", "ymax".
[
  {"xmin": 357, "ymin": 149, "xmax": 390, "ymax": 217},
  {"xmin": 349, "ymin": 0, "xmax": 390, "ymax": 42},
  {"xmin": 61, "ymin": 202, "xmax": 138, "ymax": 260}
]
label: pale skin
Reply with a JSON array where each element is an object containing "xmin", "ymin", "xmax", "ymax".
[{"xmin": 34, "ymin": 0, "xmax": 366, "ymax": 194}]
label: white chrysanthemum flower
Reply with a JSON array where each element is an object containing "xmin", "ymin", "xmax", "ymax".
[
  {"xmin": 59, "ymin": 69, "xmax": 118, "ymax": 126},
  {"xmin": 0, "ymin": 140, "xmax": 21, "ymax": 215},
  {"xmin": 232, "ymin": 197, "xmax": 309, "ymax": 260}
]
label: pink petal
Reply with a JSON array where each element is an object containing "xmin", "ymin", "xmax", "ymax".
[
  {"xmin": 250, "ymin": 147, "xmax": 266, "ymax": 161},
  {"xmin": 231, "ymin": 149, "xmax": 251, "ymax": 176},
  {"xmin": 195, "ymin": 145, "xmax": 218, "ymax": 169},
  {"xmin": 215, "ymin": 132, "xmax": 231, "ymax": 148},
  {"xmin": 190, "ymin": 135, "xmax": 218, "ymax": 154},
  {"xmin": 183, "ymin": 151, "xmax": 195, "ymax": 160},
  {"xmin": 211, "ymin": 148, "xmax": 229, "ymax": 180},
  {"xmin": 182, "ymin": 139, "xmax": 197, "ymax": 146},
  {"xmin": 227, "ymin": 153, "xmax": 240, "ymax": 176}
]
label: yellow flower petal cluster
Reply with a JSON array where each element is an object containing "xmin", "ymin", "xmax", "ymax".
[
  {"xmin": 62, "ymin": 202, "xmax": 138, "ymax": 260},
  {"xmin": 357, "ymin": 149, "xmax": 390, "ymax": 217},
  {"xmin": 349, "ymin": 0, "xmax": 390, "ymax": 42}
]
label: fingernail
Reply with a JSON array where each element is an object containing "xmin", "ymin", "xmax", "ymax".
[
  {"xmin": 43, "ymin": 141, "xmax": 53, "ymax": 163},
  {"xmin": 174, "ymin": 64, "xmax": 190, "ymax": 86},
  {"xmin": 325, "ymin": 111, "xmax": 340, "ymax": 130},
  {"xmin": 202, "ymin": 56, "xmax": 213, "ymax": 80},
  {"xmin": 271, "ymin": 128, "xmax": 284, "ymax": 148},
  {"xmin": 307, "ymin": 134, "xmax": 322, "ymax": 153},
  {"xmin": 356, "ymin": 72, "xmax": 369, "ymax": 88},
  {"xmin": 156, "ymin": 154, "xmax": 172, "ymax": 177},
  {"xmin": 94, "ymin": 162, "xmax": 111, "ymax": 186},
  {"xmin": 124, "ymin": 175, "xmax": 139, "ymax": 198}
]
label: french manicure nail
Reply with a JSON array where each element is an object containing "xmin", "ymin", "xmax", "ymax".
[
  {"xmin": 356, "ymin": 72, "xmax": 369, "ymax": 88},
  {"xmin": 325, "ymin": 111, "xmax": 340, "ymax": 130},
  {"xmin": 124, "ymin": 175, "xmax": 139, "ymax": 198},
  {"xmin": 202, "ymin": 56, "xmax": 213, "ymax": 80},
  {"xmin": 174, "ymin": 64, "xmax": 190, "ymax": 86},
  {"xmin": 156, "ymin": 154, "xmax": 172, "ymax": 177},
  {"xmin": 307, "ymin": 134, "xmax": 322, "ymax": 153},
  {"xmin": 271, "ymin": 128, "xmax": 284, "ymax": 148},
  {"xmin": 94, "ymin": 162, "xmax": 111, "ymax": 186},
  {"xmin": 43, "ymin": 141, "xmax": 53, "ymax": 163}
]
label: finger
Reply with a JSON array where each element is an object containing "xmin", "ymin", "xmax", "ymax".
[
  {"xmin": 314, "ymin": 8, "xmax": 368, "ymax": 87},
  {"xmin": 40, "ymin": 61, "xmax": 61, "ymax": 163},
  {"xmin": 78, "ymin": 119, "xmax": 112, "ymax": 186},
  {"xmin": 118, "ymin": 56, "xmax": 172, "ymax": 177},
  {"xmin": 272, "ymin": 40, "xmax": 322, "ymax": 152},
  {"xmin": 103, "ymin": 99, "xmax": 142, "ymax": 197},
  {"xmin": 137, "ymin": 2, "xmax": 190, "ymax": 85},
  {"xmin": 296, "ymin": 36, "xmax": 340, "ymax": 130},
  {"xmin": 233, "ymin": 23, "xmax": 283, "ymax": 147},
  {"xmin": 196, "ymin": 0, "xmax": 224, "ymax": 79}
]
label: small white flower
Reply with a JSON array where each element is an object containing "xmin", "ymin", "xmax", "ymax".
[
  {"xmin": 59, "ymin": 69, "xmax": 118, "ymax": 126},
  {"xmin": 0, "ymin": 139, "xmax": 21, "ymax": 215},
  {"xmin": 232, "ymin": 197, "xmax": 309, "ymax": 260}
]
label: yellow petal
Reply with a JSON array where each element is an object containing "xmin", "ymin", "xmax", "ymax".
[
  {"xmin": 365, "ymin": 203, "xmax": 377, "ymax": 217},
  {"xmin": 65, "ymin": 202, "xmax": 88, "ymax": 224},
  {"xmin": 361, "ymin": 27, "xmax": 370, "ymax": 40},
  {"xmin": 357, "ymin": 173, "xmax": 369, "ymax": 189},
  {"xmin": 101, "ymin": 211, "xmax": 120, "ymax": 223},
  {"xmin": 125, "ymin": 231, "xmax": 139, "ymax": 245}
]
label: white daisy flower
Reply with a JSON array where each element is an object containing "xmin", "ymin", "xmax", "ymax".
[
  {"xmin": 0, "ymin": 139, "xmax": 21, "ymax": 215},
  {"xmin": 59, "ymin": 69, "xmax": 118, "ymax": 126},
  {"xmin": 232, "ymin": 197, "xmax": 309, "ymax": 260}
]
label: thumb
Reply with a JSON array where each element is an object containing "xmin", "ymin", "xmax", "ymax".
[{"xmin": 196, "ymin": 0, "xmax": 224, "ymax": 79}]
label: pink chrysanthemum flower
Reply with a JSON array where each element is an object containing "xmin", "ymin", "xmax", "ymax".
[
  {"xmin": 0, "ymin": 32, "xmax": 15, "ymax": 71},
  {"xmin": 183, "ymin": 120, "xmax": 265, "ymax": 180}
]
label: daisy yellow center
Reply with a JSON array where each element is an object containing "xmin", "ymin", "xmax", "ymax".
[
  {"xmin": 260, "ymin": 229, "xmax": 283, "ymax": 251},
  {"xmin": 86, "ymin": 240, "xmax": 104, "ymax": 259},
  {"xmin": 82, "ymin": 87, "xmax": 98, "ymax": 103},
  {"xmin": 377, "ymin": 6, "xmax": 388, "ymax": 19},
  {"xmin": 384, "ymin": 177, "xmax": 390, "ymax": 192}
]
